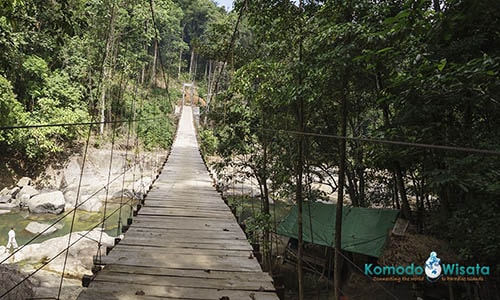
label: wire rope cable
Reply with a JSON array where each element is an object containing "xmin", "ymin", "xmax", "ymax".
[
  {"xmin": 55, "ymin": 120, "xmax": 93, "ymax": 299},
  {"xmin": 0, "ymin": 153, "xmax": 151, "ymax": 265},
  {"xmin": 0, "ymin": 198, "xmax": 135, "ymax": 299}
]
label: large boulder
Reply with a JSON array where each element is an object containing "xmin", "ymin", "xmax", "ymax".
[
  {"xmin": 10, "ymin": 187, "xmax": 21, "ymax": 199},
  {"xmin": 0, "ymin": 187, "xmax": 9, "ymax": 196},
  {"xmin": 25, "ymin": 222, "xmax": 62, "ymax": 235},
  {"xmin": 16, "ymin": 176, "xmax": 32, "ymax": 187},
  {"xmin": 0, "ymin": 188, "xmax": 12, "ymax": 203},
  {"xmin": 16, "ymin": 186, "xmax": 40, "ymax": 203},
  {"xmin": 0, "ymin": 265, "xmax": 35, "ymax": 299},
  {"xmin": 78, "ymin": 194, "xmax": 102, "ymax": 212},
  {"xmin": 0, "ymin": 194, "xmax": 11, "ymax": 203},
  {"xmin": 11, "ymin": 230, "xmax": 115, "ymax": 277},
  {"xmin": 27, "ymin": 191, "xmax": 65, "ymax": 214},
  {"xmin": 64, "ymin": 191, "xmax": 102, "ymax": 212}
]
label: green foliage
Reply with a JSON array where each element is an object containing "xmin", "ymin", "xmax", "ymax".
[
  {"xmin": 19, "ymin": 69, "xmax": 89, "ymax": 159},
  {"xmin": 0, "ymin": 75, "xmax": 26, "ymax": 149},
  {"xmin": 199, "ymin": 128, "xmax": 218, "ymax": 156},
  {"xmin": 0, "ymin": 0, "xmax": 186, "ymax": 162},
  {"xmin": 136, "ymin": 89, "xmax": 174, "ymax": 151},
  {"xmin": 245, "ymin": 211, "xmax": 272, "ymax": 244},
  {"xmin": 0, "ymin": 75, "xmax": 25, "ymax": 129},
  {"xmin": 445, "ymin": 198, "xmax": 500, "ymax": 265},
  {"xmin": 202, "ymin": 0, "xmax": 500, "ymax": 270}
]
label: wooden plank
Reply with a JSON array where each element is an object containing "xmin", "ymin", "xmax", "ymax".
[
  {"xmin": 133, "ymin": 217, "xmax": 241, "ymax": 231},
  {"xmin": 111, "ymin": 245, "xmax": 253, "ymax": 258},
  {"xmin": 124, "ymin": 227, "xmax": 247, "ymax": 240},
  {"xmin": 143, "ymin": 202, "xmax": 230, "ymax": 211},
  {"xmin": 117, "ymin": 241, "xmax": 253, "ymax": 251},
  {"xmin": 101, "ymin": 265, "xmax": 274, "ymax": 282},
  {"xmin": 139, "ymin": 207, "xmax": 234, "ymax": 218},
  {"xmin": 81, "ymin": 282, "xmax": 280, "ymax": 300},
  {"xmin": 100, "ymin": 252, "xmax": 262, "ymax": 272},
  {"xmin": 93, "ymin": 272, "xmax": 276, "ymax": 291}
]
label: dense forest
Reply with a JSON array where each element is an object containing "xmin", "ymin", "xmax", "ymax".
[
  {"xmin": 1, "ymin": 0, "xmax": 500, "ymax": 298},
  {"xmin": 0, "ymin": 0, "xmax": 228, "ymax": 163},
  {"xmin": 198, "ymin": 0, "xmax": 500, "ymax": 298}
]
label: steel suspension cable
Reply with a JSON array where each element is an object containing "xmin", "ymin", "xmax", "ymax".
[
  {"xmin": 55, "ymin": 120, "xmax": 93, "ymax": 299},
  {"xmin": 0, "ymin": 153, "xmax": 151, "ymax": 265},
  {"xmin": 96, "ymin": 116, "xmax": 119, "ymax": 266},
  {"xmin": 0, "ymin": 197, "xmax": 136, "ymax": 299},
  {"xmin": 148, "ymin": 0, "xmax": 172, "ymax": 104},
  {"xmin": 117, "ymin": 86, "xmax": 137, "ymax": 235},
  {"xmin": 0, "ymin": 117, "xmax": 165, "ymax": 131}
]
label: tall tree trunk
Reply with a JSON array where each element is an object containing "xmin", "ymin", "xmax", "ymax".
[
  {"xmin": 261, "ymin": 115, "xmax": 272, "ymax": 273},
  {"xmin": 377, "ymin": 72, "xmax": 411, "ymax": 219},
  {"xmin": 178, "ymin": 47, "xmax": 182, "ymax": 80},
  {"xmin": 395, "ymin": 165, "xmax": 412, "ymax": 220},
  {"xmin": 150, "ymin": 39, "xmax": 158, "ymax": 87},
  {"xmin": 393, "ymin": 172, "xmax": 401, "ymax": 209},
  {"xmin": 189, "ymin": 48, "xmax": 195, "ymax": 82},
  {"xmin": 296, "ymin": 117, "xmax": 304, "ymax": 300},
  {"xmin": 100, "ymin": 3, "xmax": 116, "ymax": 135},
  {"xmin": 193, "ymin": 53, "xmax": 198, "ymax": 82},
  {"xmin": 296, "ymin": 2, "xmax": 305, "ymax": 297},
  {"xmin": 358, "ymin": 167, "xmax": 365, "ymax": 207},
  {"xmin": 334, "ymin": 80, "xmax": 348, "ymax": 300},
  {"xmin": 345, "ymin": 167, "xmax": 359, "ymax": 207}
]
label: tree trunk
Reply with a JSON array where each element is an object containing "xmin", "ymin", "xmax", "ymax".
[
  {"xmin": 296, "ymin": 2, "xmax": 305, "ymax": 295},
  {"xmin": 261, "ymin": 120, "xmax": 272, "ymax": 274},
  {"xmin": 100, "ymin": 4, "xmax": 116, "ymax": 135},
  {"xmin": 189, "ymin": 48, "xmax": 195, "ymax": 82},
  {"xmin": 358, "ymin": 167, "xmax": 365, "ymax": 207},
  {"xmin": 193, "ymin": 53, "xmax": 198, "ymax": 82},
  {"xmin": 334, "ymin": 80, "xmax": 348, "ymax": 300},
  {"xmin": 178, "ymin": 47, "xmax": 182, "ymax": 80},
  {"xmin": 345, "ymin": 167, "xmax": 359, "ymax": 207},
  {"xmin": 395, "ymin": 165, "xmax": 412, "ymax": 220},
  {"xmin": 393, "ymin": 172, "xmax": 401, "ymax": 209},
  {"xmin": 150, "ymin": 39, "xmax": 158, "ymax": 87}
]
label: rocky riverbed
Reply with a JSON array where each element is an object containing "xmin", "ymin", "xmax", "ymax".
[{"xmin": 0, "ymin": 147, "xmax": 167, "ymax": 299}]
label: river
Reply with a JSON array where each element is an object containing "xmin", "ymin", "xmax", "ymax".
[{"xmin": 0, "ymin": 203, "xmax": 132, "ymax": 250}]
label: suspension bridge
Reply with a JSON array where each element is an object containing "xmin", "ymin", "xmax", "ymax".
[{"xmin": 76, "ymin": 106, "xmax": 279, "ymax": 300}]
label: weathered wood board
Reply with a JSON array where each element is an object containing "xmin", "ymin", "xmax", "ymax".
[{"xmin": 77, "ymin": 106, "xmax": 278, "ymax": 300}]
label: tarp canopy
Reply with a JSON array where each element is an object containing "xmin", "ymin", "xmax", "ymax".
[{"xmin": 277, "ymin": 202, "xmax": 399, "ymax": 258}]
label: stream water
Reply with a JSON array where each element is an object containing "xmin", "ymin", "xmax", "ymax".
[{"xmin": 0, "ymin": 203, "xmax": 132, "ymax": 248}]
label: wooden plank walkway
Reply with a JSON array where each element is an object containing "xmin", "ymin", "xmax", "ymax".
[{"xmin": 78, "ymin": 106, "xmax": 279, "ymax": 300}]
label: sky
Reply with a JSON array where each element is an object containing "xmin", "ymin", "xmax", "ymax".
[{"xmin": 214, "ymin": 0, "xmax": 234, "ymax": 11}]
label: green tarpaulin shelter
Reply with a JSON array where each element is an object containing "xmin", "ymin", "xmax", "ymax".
[{"xmin": 277, "ymin": 202, "xmax": 399, "ymax": 258}]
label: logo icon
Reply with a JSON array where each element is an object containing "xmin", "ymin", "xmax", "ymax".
[{"xmin": 425, "ymin": 251, "xmax": 442, "ymax": 281}]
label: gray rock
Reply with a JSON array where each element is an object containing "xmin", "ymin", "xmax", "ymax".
[
  {"xmin": 17, "ymin": 176, "xmax": 32, "ymax": 187},
  {"xmin": 77, "ymin": 194, "xmax": 102, "ymax": 212},
  {"xmin": 17, "ymin": 186, "xmax": 40, "ymax": 200},
  {"xmin": 112, "ymin": 189, "xmax": 134, "ymax": 199},
  {"xmin": 10, "ymin": 186, "xmax": 21, "ymax": 198},
  {"xmin": 25, "ymin": 222, "xmax": 62, "ymax": 235},
  {"xmin": 27, "ymin": 191, "xmax": 65, "ymax": 214},
  {"xmin": 63, "ymin": 190, "xmax": 77, "ymax": 208},
  {"xmin": 0, "ymin": 195, "xmax": 11, "ymax": 203},
  {"xmin": 134, "ymin": 176, "xmax": 152, "ymax": 195},
  {"xmin": 0, "ymin": 187, "xmax": 9, "ymax": 196},
  {"xmin": 0, "ymin": 203, "xmax": 15, "ymax": 214}
]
